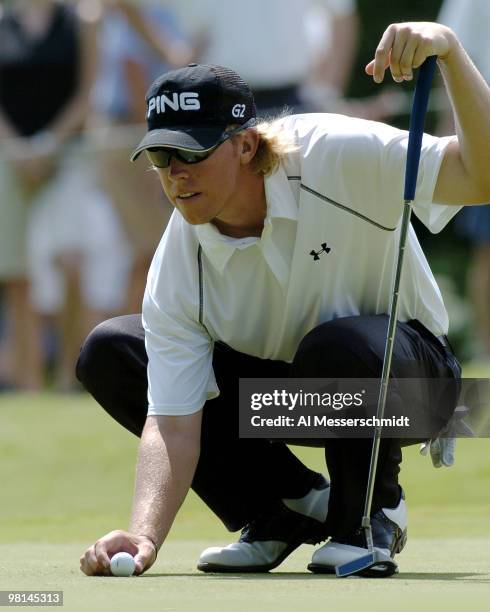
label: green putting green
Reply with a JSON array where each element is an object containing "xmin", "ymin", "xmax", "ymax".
[
  {"xmin": 0, "ymin": 541, "xmax": 489, "ymax": 612},
  {"xmin": 0, "ymin": 386, "xmax": 489, "ymax": 611}
]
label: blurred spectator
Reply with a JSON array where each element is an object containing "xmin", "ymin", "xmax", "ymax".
[
  {"xmin": 0, "ymin": 153, "xmax": 28, "ymax": 389},
  {"xmin": 112, "ymin": 0, "xmax": 192, "ymax": 67},
  {"xmin": 0, "ymin": 0, "xmax": 128, "ymax": 390},
  {"xmin": 165, "ymin": 0, "xmax": 357, "ymax": 115},
  {"xmin": 438, "ymin": 0, "xmax": 490, "ymax": 359},
  {"xmin": 91, "ymin": 2, "xmax": 191, "ymax": 313},
  {"xmin": 167, "ymin": 0, "xmax": 402, "ymax": 120}
]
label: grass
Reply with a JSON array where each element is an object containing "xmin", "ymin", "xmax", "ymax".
[
  {"xmin": 0, "ymin": 540, "xmax": 489, "ymax": 612},
  {"xmin": 0, "ymin": 383, "xmax": 489, "ymax": 611}
]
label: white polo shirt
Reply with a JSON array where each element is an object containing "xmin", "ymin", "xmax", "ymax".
[{"xmin": 143, "ymin": 113, "xmax": 460, "ymax": 416}]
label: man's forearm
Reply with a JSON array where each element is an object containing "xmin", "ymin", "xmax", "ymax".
[
  {"xmin": 129, "ymin": 414, "xmax": 201, "ymax": 549},
  {"xmin": 439, "ymin": 31, "xmax": 490, "ymax": 193},
  {"xmin": 367, "ymin": 22, "xmax": 490, "ymax": 204}
]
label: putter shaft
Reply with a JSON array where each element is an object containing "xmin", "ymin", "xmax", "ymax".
[{"xmin": 361, "ymin": 198, "xmax": 414, "ymax": 549}]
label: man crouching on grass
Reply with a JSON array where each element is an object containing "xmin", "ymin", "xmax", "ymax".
[{"xmin": 78, "ymin": 22, "xmax": 490, "ymax": 577}]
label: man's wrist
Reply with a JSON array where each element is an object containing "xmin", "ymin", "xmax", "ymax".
[
  {"xmin": 437, "ymin": 27, "xmax": 460, "ymax": 64},
  {"xmin": 138, "ymin": 534, "xmax": 159, "ymax": 558}
]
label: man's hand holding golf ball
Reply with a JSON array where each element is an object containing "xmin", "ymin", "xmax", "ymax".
[
  {"xmin": 80, "ymin": 413, "xmax": 199, "ymax": 577},
  {"xmin": 79, "ymin": 530, "xmax": 157, "ymax": 576}
]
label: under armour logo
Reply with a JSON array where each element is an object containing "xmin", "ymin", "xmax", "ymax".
[{"xmin": 310, "ymin": 243, "xmax": 331, "ymax": 261}]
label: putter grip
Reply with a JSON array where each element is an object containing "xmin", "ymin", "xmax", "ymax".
[{"xmin": 403, "ymin": 55, "xmax": 438, "ymax": 201}]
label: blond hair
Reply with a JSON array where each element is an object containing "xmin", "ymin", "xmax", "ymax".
[
  {"xmin": 227, "ymin": 115, "xmax": 299, "ymax": 177},
  {"xmin": 250, "ymin": 117, "xmax": 300, "ymax": 176}
]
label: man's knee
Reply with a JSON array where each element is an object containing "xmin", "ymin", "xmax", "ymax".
[
  {"xmin": 76, "ymin": 320, "xmax": 115, "ymax": 389},
  {"xmin": 292, "ymin": 316, "xmax": 384, "ymax": 377},
  {"xmin": 76, "ymin": 315, "xmax": 145, "ymax": 390}
]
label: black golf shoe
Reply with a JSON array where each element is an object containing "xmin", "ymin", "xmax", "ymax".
[
  {"xmin": 197, "ymin": 475, "xmax": 330, "ymax": 573},
  {"xmin": 308, "ymin": 491, "xmax": 407, "ymax": 577}
]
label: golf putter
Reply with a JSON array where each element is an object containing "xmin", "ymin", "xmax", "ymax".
[{"xmin": 336, "ymin": 55, "xmax": 438, "ymax": 579}]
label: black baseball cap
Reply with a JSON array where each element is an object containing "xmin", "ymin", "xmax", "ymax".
[{"xmin": 130, "ymin": 64, "xmax": 257, "ymax": 161}]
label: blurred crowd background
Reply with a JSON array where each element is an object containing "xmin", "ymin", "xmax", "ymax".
[{"xmin": 0, "ymin": 0, "xmax": 488, "ymax": 392}]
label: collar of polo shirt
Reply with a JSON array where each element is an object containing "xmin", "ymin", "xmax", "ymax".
[{"xmin": 196, "ymin": 166, "xmax": 298, "ymax": 273}]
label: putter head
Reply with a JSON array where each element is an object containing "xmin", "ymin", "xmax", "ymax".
[{"xmin": 335, "ymin": 549, "xmax": 398, "ymax": 578}]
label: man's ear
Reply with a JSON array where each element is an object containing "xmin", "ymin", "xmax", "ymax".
[{"xmin": 239, "ymin": 129, "xmax": 260, "ymax": 164}]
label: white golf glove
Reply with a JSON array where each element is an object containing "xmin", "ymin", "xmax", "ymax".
[
  {"xmin": 419, "ymin": 405, "xmax": 474, "ymax": 468},
  {"xmin": 419, "ymin": 437, "xmax": 455, "ymax": 467}
]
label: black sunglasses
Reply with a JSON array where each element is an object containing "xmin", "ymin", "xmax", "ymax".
[{"xmin": 145, "ymin": 125, "xmax": 247, "ymax": 169}]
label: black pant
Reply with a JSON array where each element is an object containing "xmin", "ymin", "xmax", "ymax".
[{"xmin": 76, "ymin": 314, "xmax": 461, "ymax": 540}]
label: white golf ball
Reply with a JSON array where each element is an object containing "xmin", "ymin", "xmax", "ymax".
[{"xmin": 110, "ymin": 552, "xmax": 136, "ymax": 577}]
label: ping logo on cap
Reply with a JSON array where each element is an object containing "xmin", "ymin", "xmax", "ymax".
[{"xmin": 147, "ymin": 92, "xmax": 201, "ymax": 117}]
